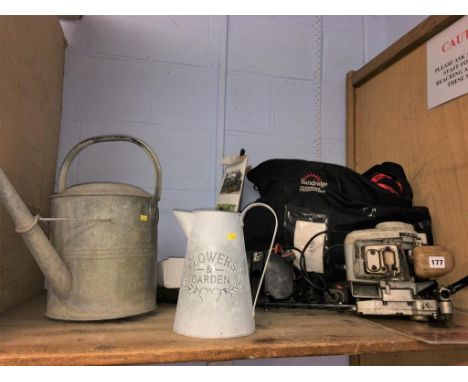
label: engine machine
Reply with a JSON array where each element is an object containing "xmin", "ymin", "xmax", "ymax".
[{"xmin": 344, "ymin": 221, "xmax": 465, "ymax": 321}]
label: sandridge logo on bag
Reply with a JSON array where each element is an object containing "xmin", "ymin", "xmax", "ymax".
[{"xmin": 299, "ymin": 172, "xmax": 328, "ymax": 193}]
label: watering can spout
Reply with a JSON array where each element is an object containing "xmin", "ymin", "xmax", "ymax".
[
  {"xmin": 0, "ymin": 168, "xmax": 73, "ymax": 301},
  {"xmin": 173, "ymin": 210, "xmax": 194, "ymax": 239}
]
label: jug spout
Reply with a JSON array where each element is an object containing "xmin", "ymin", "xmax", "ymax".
[
  {"xmin": 173, "ymin": 209, "xmax": 194, "ymax": 239},
  {"xmin": 0, "ymin": 168, "xmax": 72, "ymax": 301}
]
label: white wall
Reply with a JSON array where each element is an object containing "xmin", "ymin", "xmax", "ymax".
[
  {"xmin": 58, "ymin": 16, "xmax": 322, "ymax": 260},
  {"xmin": 321, "ymin": 16, "xmax": 365, "ymax": 165},
  {"xmin": 226, "ymin": 16, "xmax": 322, "ymax": 207},
  {"xmin": 225, "ymin": 16, "xmax": 321, "ymax": 165},
  {"xmin": 59, "ymin": 16, "xmax": 227, "ymax": 261}
]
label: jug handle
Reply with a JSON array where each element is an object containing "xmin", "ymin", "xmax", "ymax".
[
  {"xmin": 57, "ymin": 135, "xmax": 163, "ymax": 200},
  {"xmin": 240, "ymin": 202, "xmax": 278, "ymax": 317}
]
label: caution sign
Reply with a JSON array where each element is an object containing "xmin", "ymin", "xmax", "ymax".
[{"xmin": 427, "ymin": 16, "xmax": 468, "ymax": 109}]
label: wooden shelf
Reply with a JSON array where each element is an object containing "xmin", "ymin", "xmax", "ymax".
[{"xmin": 1, "ymin": 293, "xmax": 467, "ymax": 365}]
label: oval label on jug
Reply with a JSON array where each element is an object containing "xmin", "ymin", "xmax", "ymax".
[{"xmin": 182, "ymin": 251, "xmax": 243, "ymax": 303}]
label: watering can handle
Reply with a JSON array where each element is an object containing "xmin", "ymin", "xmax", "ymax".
[
  {"xmin": 57, "ymin": 135, "xmax": 163, "ymax": 200},
  {"xmin": 240, "ymin": 202, "xmax": 278, "ymax": 317}
]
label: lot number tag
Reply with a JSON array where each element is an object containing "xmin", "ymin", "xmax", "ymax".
[{"xmin": 429, "ymin": 256, "xmax": 446, "ymax": 269}]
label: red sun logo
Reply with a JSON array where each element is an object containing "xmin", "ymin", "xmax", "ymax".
[{"xmin": 302, "ymin": 172, "xmax": 322, "ymax": 182}]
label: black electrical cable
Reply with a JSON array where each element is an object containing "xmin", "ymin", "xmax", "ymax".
[
  {"xmin": 293, "ymin": 275, "xmax": 323, "ymax": 303},
  {"xmin": 299, "ymin": 230, "xmax": 348, "ymax": 296},
  {"xmin": 323, "ymin": 243, "xmax": 344, "ymax": 269},
  {"xmin": 284, "ymin": 243, "xmax": 328, "ymax": 292},
  {"xmin": 283, "ymin": 231, "xmax": 347, "ymax": 300},
  {"xmin": 301, "ymin": 230, "xmax": 348, "ymax": 262},
  {"xmin": 448, "ymin": 275, "xmax": 468, "ymax": 295},
  {"xmin": 324, "ymin": 243, "xmax": 344, "ymax": 255}
]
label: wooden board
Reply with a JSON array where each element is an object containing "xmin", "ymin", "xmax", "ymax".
[
  {"xmin": 353, "ymin": 42, "xmax": 468, "ymax": 312},
  {"xmin": 0, "ymin": 16, "xmax": 65, "ymax": 312},
  {"xmin": 352, "ymin": 349, "xmax": 468, "ymax": 366},
  {"xmin": 367, "ymin": 311, "xmax": 468, "ymax": 345},
  {"xmin": 0, "ymin": 293, "xmax": 468, "ymax": 366},
  {"xmin": 347, "ymin": 16, "xmax": 468, "ymax": 365}
]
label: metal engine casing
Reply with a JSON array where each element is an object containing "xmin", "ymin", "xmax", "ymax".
[{"xmin": 344, "ymin": 222, "xmax": 452, "ymax": 321}]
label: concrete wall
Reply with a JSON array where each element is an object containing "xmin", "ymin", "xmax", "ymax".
[
  {"xmin": 58, "ymin": 16, "xmax": 322, "ymax": 259},
  {"xmin": 226, "ymin": 16, "xmax": 322, "ymax": 207},
  {"xmin": 321, "ymin": 16, "xmax": 364, "ymax": 166},
  {"xmin": 59, "ymin": 16, "xmax": 227, "ymax": 260}
]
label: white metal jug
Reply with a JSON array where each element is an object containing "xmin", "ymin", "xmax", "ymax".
[{"xmin": 172, "ymin": 203, "xmax": 277, "ymax": 339}]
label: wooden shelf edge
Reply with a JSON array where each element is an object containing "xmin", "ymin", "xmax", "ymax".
[{"xmin": 0, "ymin": 340, "xmax": 465, "ymax": 366}]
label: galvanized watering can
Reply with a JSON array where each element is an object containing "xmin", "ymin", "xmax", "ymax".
[
  {"xmin": 0, "ymin": 135, "xmax": 162, "ymax": 321},
  {"xmin": 173, "ymin": 203, "xmax": 278, "ymax": 338}
]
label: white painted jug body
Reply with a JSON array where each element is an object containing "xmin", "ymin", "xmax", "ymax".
[{"xmin": 173, "ymin": 209, "xmax": 255, "ymax": 338}]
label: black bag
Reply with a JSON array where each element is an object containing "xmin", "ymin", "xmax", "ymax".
[{"xmin": 243, "ymin": 160, "xmax": 432, "ymax": 279}]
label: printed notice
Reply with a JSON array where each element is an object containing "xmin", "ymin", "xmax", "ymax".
[{"xmin": 427, "ymin": 16, "xmax": 468, "ymax": 109}]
